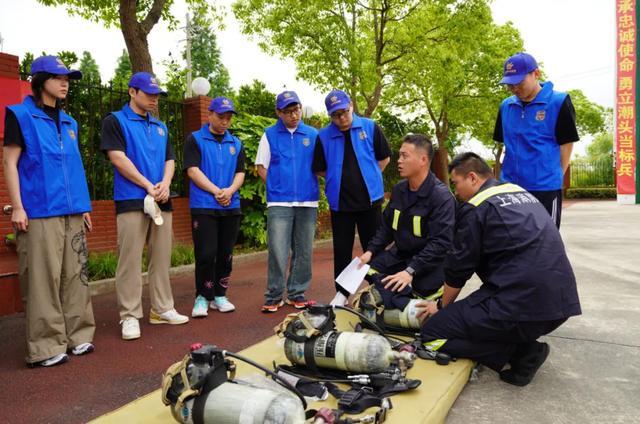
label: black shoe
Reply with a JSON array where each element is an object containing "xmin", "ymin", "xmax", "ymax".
[{"xmin": 499, "ymin": 342, "xmax": 550, "ymax": 386}]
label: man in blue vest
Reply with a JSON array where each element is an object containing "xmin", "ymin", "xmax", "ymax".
[
  {"xmin": 313, "ymin": 89, "xmax": 391, "ymax": 306},
  {"xmin": 417, "ymin": 153, "xmax": 581, "ymax": 386},
  {"xmin": 101, "ymin": 72, "xmax": 188, "ymax": 341},
  {"xmin": 493, "ymin": 52, "xmax": 579, "ymax": 228},
  {"xmin": 256, "ymin": 91, "xmax": 319, "ymax": 312}
]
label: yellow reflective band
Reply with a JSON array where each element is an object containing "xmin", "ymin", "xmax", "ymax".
[
  {"xmin": 392, "ymin": 209, "xmax": 400, "ymax": 230},
  {"xmin": 423, "ymin": 339, "xmax": 447, "ymax": 351},
  {"xmin": 424, "ymin": 286, "xmax": 444, "ymax": 301},
  {"xmin": 468, "ymin": 183, "xmax": 526, "ymax": 207},
  {"xmin": 367, "ymin": 267, "xmax": 379, "ymax": 276},
  {"xmin": 413, "ymin": 216, "xmax": 422, "ymax": 237}
]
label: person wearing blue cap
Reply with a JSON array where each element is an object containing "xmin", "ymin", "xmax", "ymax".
[
  {"xmin": 312, "ymin": 89, "xmax": 391, "ymax": 306},
  {"xmin": 3, "ymin": 55, "xmax": 95, "ymax": 367},
  {"xmin": 100, "ymin": 71, "xmax": 188, "ymax": 340},
  {"xmin": 493, "ymin": 52, "xmax": 579, "ymax": 228},
  {"xmin": 255, "ymin": 91, "xmax": 319, "ymax": 313},
  {"xmin": 184, "ymin": 97, "xmax": 245, "ymax": 317}
]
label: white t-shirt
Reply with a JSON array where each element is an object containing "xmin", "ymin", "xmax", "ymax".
[{"xmin": 255, "ymin": 128, "xmax": 318, "ymax": 208}]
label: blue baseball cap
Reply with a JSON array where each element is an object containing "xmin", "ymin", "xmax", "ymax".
[
  {"xmin": 276, "ymin": 91, "xmax": 300, "ymax": 110},
  {"xmin": 30, "ymin": 55, "xmax": 82, "ymax": 79},
  {"xmin": 128, "ymin": 72, "xmax": 167, "ymax": 96},
  {"xmin": 325, "ymin": 89, "xmax": 351, "ymax": 115},
  {"xmin": 499, "ymin": 52, "xmax": 538, "ymax": 85},
  {"xmin": 209, "ymin": 97, "xmax": 237, "ymax": 114}
]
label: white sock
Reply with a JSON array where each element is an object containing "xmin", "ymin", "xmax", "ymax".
[{"xmin": 329, "ymin": 292, "xmax": 348, "ymax": 306}]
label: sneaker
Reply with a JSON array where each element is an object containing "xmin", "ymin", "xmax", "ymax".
[
  {"xmin": 121, "ymin": 317, "xmax": 141, "ymax": 340},
  {"xmin": 285, "ymin": 296, "xmax": 309, "ymax": 309},
  {"xmin": 192, "ymin": 295, "xmax": 209, "ymax": 318},
  {"xmin": 329, "ymin": 292, "xmax": 348, "ymax": 307},
  {"xmin": 261, "ymin": 299, "xmax": 284, "ymax": 313},
  {"xmin": 71, "ymin": 342, "xmax": 95, "ymax": 356},
  {"xmin": 28, "ymin": 353, "xmax": 69, "ymax": 368},
  {"xmin": 210, "ymin": 296, "xmax": 236, "ymax": 313},
  {"xmin": 149, "ymin": 309, "xmax": 189, "ymax": 325}
]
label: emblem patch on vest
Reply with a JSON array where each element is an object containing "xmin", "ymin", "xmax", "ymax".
[
  {"xmin": 229, "ymin": 146, "xmax": 236, "ymax": 155},
  {"xmin": 303, "ymin": 138, "xmax": 310, "ymax": 147},
  {"xmin": 67, "ymin": 129, "xmax": 76, "ymax": 140},
  {"xmin": 157, "ymin": 127, "xmax": 165, "ymax": 136},
  {"xmin": 359, "ymin": 131, "xmax": 366, "ymax": 140},
  {"xmin": 535, "ymin": 110, "xmax": 546, "ymax": 121}
]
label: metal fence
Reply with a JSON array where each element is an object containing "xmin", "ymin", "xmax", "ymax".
[
  {"xmin": 19, "ymin": 74, "xmax": 186, "ymax": 199},
  {"xmin": 570, "ymin": 158, "xmax": 615, "ymax": 188}
]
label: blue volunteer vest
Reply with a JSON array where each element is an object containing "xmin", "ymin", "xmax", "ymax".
[
  {"xmin": 265, "ymin": 120, "xmax": 319, "ymax": 203},
  {"xmin": 189, "ymin": 125, "xmax": 242, "ymax": 210},
  {"xmin": 7, "ymin": 96, "xmax": 91, "ymax": 219},
  {"xmin": 318, "ymin": 114, "xmax": 384, "ymax": 211},
  {"xmin": 499, "ymin": 81, "xmax": 567, "ymax": 191},
  {"xmin": 111, "ymin": 103, "xmax": 168, "ymax": 201}
]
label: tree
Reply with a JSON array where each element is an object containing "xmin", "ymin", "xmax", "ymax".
[
  {"xmin": 164, "ymin": 10, "xmax": 232, "ymax": 99},
  {"xmin": 37, "ymin": 0, "xmax": 216, "ymax": 74},
  {"xmin": 236, "ymin": 80, "xmax": 276, "ymax": 118},
  {"xmin": 78, "ymin": 51, "xmax": 101, "ymax": 84},
  {"xmin": 567, "ymin": 89, "xmax": 607, "ymax": 138},
  {"xmin": 388, "ymin": 0, "xmax": 523, "ymax": 178},
  {"xmin": 110, "ymin": 50, "xmax": 132, "ymax": 90},
  {"xmin": 586, "ymin": 132, "xmax": 613, "ymax": 162},
  {"xmin": 233, "ymin": 0, "xmax": 445, "ymax": 117}
]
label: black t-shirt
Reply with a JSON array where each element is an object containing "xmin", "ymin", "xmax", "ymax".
[
  {"xmin": 312, "ymin": 123, "xmax": 391, "ymax": 212},
  {"xmin": 493, "ymin": 95, "xmax": 580, "ymax": 145},
  {"xmin": 3, "ymin": 106, "xmax": 61, "ymax": 150},
  {"xmin": 183, "ymin": 133, "xmax": 246, "ymax": 217},
  {"xmin": 100, "ymin": 113, "xmax": 175, "ymax": 214}
]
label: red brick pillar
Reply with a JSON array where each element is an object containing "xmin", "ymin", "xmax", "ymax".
[
  {"xmin": 0, "ymin": 53, "xmax": 27, "ymax": 315},
  {"xmin": 183, "ymin": 95, "xmax": 211, "ymax": 135}
]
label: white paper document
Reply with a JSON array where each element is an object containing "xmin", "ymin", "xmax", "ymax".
[{"xmin": 335, "ymin": 257, "xmax": 370, "ymax": 294}]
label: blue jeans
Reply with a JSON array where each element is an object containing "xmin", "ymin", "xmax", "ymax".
[{"xmin": 265, "ymin": 206, "xmax": 317, "ymax": 302}]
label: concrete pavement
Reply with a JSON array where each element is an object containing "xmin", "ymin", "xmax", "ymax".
[{"xmin": 447, "ymin": 201, "xmax": 640, "ymax": 424}]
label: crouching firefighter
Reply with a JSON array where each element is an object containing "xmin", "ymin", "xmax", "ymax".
[
  {"xmin": 356, "ymin": 134, "xmax": 455, "ymax": 332},
  {"xmin": 416, "ymin": 153, "xmax": 581, "ymax": 386}
]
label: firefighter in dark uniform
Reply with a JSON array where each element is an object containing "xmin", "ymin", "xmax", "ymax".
[
  {"xmin": 417, "ymin": 152, "xmax": 581, "ymax": 386},
  {"xmin": 359, "ymin": 134, "xmax": 455, "ymax": 310}
]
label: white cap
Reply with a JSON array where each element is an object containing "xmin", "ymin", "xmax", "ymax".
[{"xmin": 143, "ymin": 195, "xmax": 164, "ymax": 226}]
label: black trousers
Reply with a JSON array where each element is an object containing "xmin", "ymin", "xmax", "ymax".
[
  {"xmin": 191, "ymin": 214, "xmax": 241, "ymax": 299},
  {"xmin": 530, "ymin": 189, "xmax": 563, "ymax": 229},
  {"xmin": 421, "ymin": 297, "xmax": 566, "ymax": 371},
  {"xmin": 330, "ymin": 207, "xmax": 382, "ymax": 296}
]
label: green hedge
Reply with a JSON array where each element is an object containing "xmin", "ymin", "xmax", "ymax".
[{"xmin": 565, "ymin": 188, "xmax": 616, "ymax": 199}]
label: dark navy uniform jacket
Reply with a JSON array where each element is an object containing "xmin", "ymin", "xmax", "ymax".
[
  {"xmin": 445, "ymin": 179, "xmax": 581, "ymax": 322},
  {"xmin": 367, "ymin": 172, "xmax": 456, "ymax": 287}
]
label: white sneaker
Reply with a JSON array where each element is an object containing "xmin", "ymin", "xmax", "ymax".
[
  {"xmin": 210, "ymin": 296, "xmax": 236, "ymax": 313},
  {"xmin": 192, "ymin": 295, "xmax": 209, "ymax": 318},
  {"xmin": 28, "ymin": 353, "xmax": 69, "ymax": 368},
  {"xmin": 329, "ymin": 292, "xmax": 348, "ymax": 307},
  {"xmin": 121, "ymin": 318, "xmax": 141, "ymax": 340},
  {"xmin": 149, "ymin": 308, "xmax": 189, "ymax": 325},
  {"xmin": 71, "ymin": 342, "xmax": 95, "ymax": 356}
]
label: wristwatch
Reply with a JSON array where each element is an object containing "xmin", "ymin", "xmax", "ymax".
[
  {"xmin": 405, "ymin": 266, "xmax": 416, "ymax": 276},
  {"xmin": 436, "ymin": 298, "xmax": 443, "ymax": 310}
]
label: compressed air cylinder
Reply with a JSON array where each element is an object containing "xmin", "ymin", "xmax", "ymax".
[
  {"xmin": 284, "ymin": 330, "xmax": 393, "ymax": 373},
  {"xmin": 383, "ymin": 299, "xmax": 422, "ymax": 329},
  {"xmin": 171, "ymin": 382, "xmax": 305, "ymax": 424}
]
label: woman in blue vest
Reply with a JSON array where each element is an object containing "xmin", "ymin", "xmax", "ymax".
[
  {"xmin": 3, "ymin": 55, "xmax": 95, "ymax": 367},
  {"xmin": 184, "ymin": 97, "xmax": 246, "ymax": 317}
]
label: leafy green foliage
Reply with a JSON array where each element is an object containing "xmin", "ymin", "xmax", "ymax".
[
  {"xmin": 565, "ymin": 188, "xmax": 616, "ymax": 199},
  {"xmin": 567, "ymin": 89, "xmax": 606, "ymax": 138},
  {"xmin": 586, "ymin": 132, "xmax": 613, "ymax": 162},
  {"xmin": 236, "ymin": 80, "xmax": 276, "ymax": 118},
  {"xmin": 231, "ymin": 113, "xmax": 276, "ymax": 246},
  {"xmin": 110, "ymin": 50, "xmax": 132, "ymax": 90},
  {"xmin": 78, "ymin": 51, "xmax": 101, "ymax": 84},
  {"xmin": 171, "ymin": 243, "xmax": 196, "ymax": 267}
]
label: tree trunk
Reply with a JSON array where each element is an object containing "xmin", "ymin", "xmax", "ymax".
[
  {"xmin": 119, "ymin": 0, "xmax": 167, "ymax": 74},
  {"xmin": 120, "ymin": 27, "xmax": 154, "ymax": 74},
  {"xmin": 432, "ymin": 135, "xmax": 450, "ymax": 185}
]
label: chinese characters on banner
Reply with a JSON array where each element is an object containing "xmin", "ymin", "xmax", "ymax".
[{"xmin": 616, "ymin": 0, "xmax": 637, "ymax": 198}]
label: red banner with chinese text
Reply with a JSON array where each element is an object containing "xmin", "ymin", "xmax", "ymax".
[{"xmin": 616, "ymin": 0, "xmax": 637, "ymax": 195}]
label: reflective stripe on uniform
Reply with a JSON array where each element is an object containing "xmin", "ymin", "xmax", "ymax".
[
  {"xmin": 468, "ymin": 183, "xmax": 526, "ymax": 207},
  {"xmin": 413, "ymin": 216, "xmax": 422, "ymax": 237},
  {"xmin": 392, "ymin": 209, "xmax": 400, "ymax": 230},
  {"xmin": 423, "ymin": 339, "xmax": 447, "ymax": 351},
  {"xmin": 412, "ymin": 286, "xmax": 444, "ymax": 301},
  {"xmin": 367, "ymin": 267, "xmax": 379, "ymax": 276}
]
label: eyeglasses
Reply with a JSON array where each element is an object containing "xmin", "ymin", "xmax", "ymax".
[
  {"xmin": 280, "ymin": 107, "xmax": 302, "ymax": 117},
  {"xmin": 331, "ymin": 109, "xmax": 350, "ymax": 120}
]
